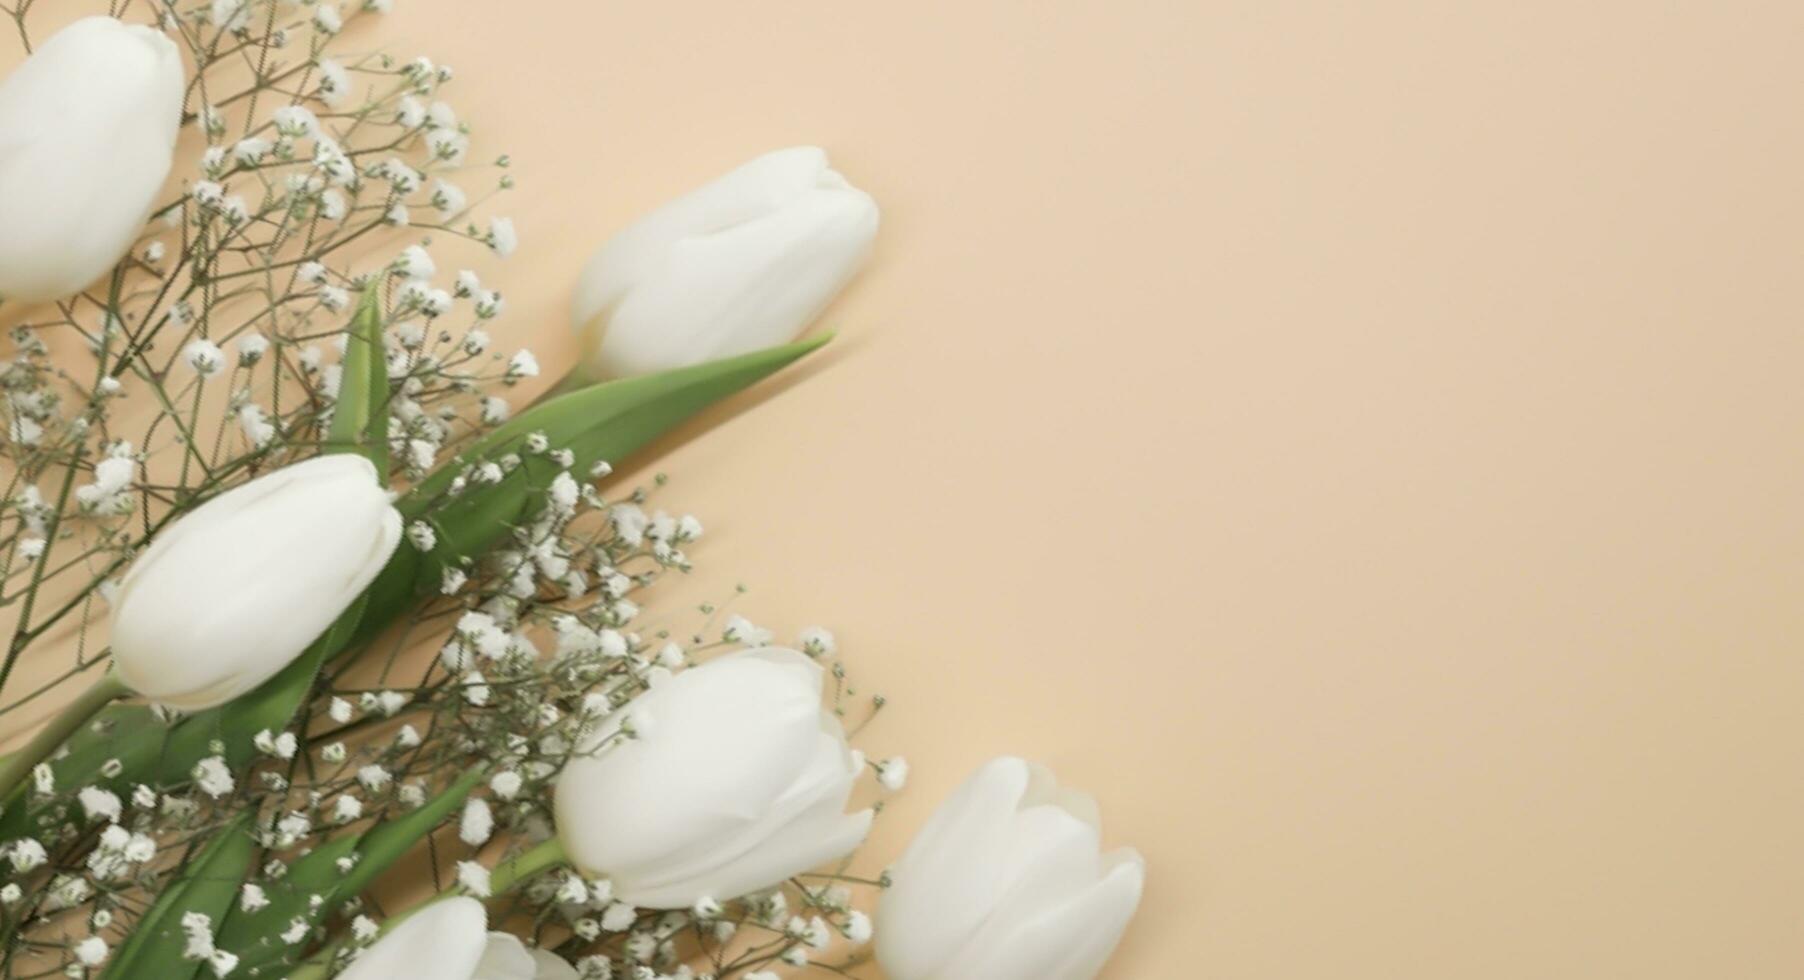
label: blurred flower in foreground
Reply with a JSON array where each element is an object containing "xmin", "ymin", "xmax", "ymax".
[{"xmin": 336, "ymin": 897, "xmax": 577, "ymax": 980}]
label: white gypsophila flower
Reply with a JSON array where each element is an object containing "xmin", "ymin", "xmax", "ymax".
[
  {"xmin": 75, "ymin": 450, "xmax": 135, "ymax": 515},
  {"xmin": 721, "ymin": 614, "xmax": 772, "ymax": 647},
  {"xmin": 440, "ymin": 566, "xmax": 468, "ymax": 594},
  {"xmin": 237, "ymin": 331, "xmax": 270, "ymax": 364},
  {"xmin": 487, "ymin": 217, "xmax": 518, "ymax": 257},
  {"xmin": 600, "ymin": 902, "xmax": 636, "ymax": 932},
  {"xmin": 431, "ymin": 179, "xmax": 466, "ymax": 215},
  {"xmin": 192, "ymin": 756, "xmax": 234, "ymax": 798},
  {"xmin": 395, "ymin": 95, "xmax": 425, "ymax": 129},
  {"xmin": 876, "ymin": 756, "xmax": 909, "ymax": 791},
  {"xmin": 427, "ymin": 128, "xmax": 468, "ymax": 164},
  {"xmin": 315, "ymin": 58, "xmax": 351, "ymax": 107},
  {"xmin": 273, "ymin": 104, "xmax": 319, "ymax": 138},
  {"xmin": 332, "ymin": 795, "xmax": 363, "ymax": 824},
  {"xmin": 240, "ymin": 884, "xmax": 269, "ymax": 913},
  {"xmin": 239, "ymin": 404, "xmax": 276, "ymax": 448},
  {"xmin": 7, "ymin": 839, "xmax": 46, "ymax": 873},
  {"xmin": 797, "ymin": 626, "xmax": 837, "ymax": 659},
  {"xmin": 395, "ymin": 244, "xmax": 434, "ymax": 280},
  {"xmin": 78, "ymin": 786, "xmax": 121, "ymax": 823},
  {"xmin": 232, "ymin": 137, "xmax": 270, "ymax": 164},
  {"xmin": 184, "ymin": 340, "xmax": 226, "ymax": 377},
  {"xmin": 454, "ymin": 269, "xmax": 480, "ymax": 297},
  {"xmin": 475, "ymin": 289, "xmax": 505, "ymax": 319},
  {"xmin": 479, "ymin": 396, "xmax": 509, "ymax": 425},
  {"xmin": 507, "ymin": 349, "xmax": 539, "ymax": 380},
  {"xmin": 844, "ymin": 909, "xmax": 873, "ymax": 945},
  {"xmin": 74, "ymin": 935, "xmax": 108, "ymax": 966},
  {"xmin": 356, "ymin": 765, "xmax": 391, "ymax": 793},
  {"xmin": 181, "ymin": 910, "xmax": 216, "ymax": 959},
  {"xmin": 489, "ymin": 770, "xmax": 522, "ymax": 800},
  {"xmin": 455, "ymin": 860, "xmax": 492, "ymax": 898},
  {"xmin": 459, "ymin": 797, "xmax": 493, "ymax": 846},
  {"xmin": 209, "ymin": 0, "xmax": 248, "ymax": 29},
  {"xmin": 312, "ymin": 4, "xmax": 342, "ymax": 34}
]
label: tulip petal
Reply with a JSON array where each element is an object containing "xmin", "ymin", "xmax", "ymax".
[
  {"xmin": 528, "ymin": 948, "xmax": 582, "ymax": 980},
  {"xmin": 591, "ymin": 186, "xmax": 877, "ymax": 377},
  {"xmin": 572, "ymin": 146, "xmax": 837, "ymax": 329},
  {"xmin": 876, "ymin": 757, "xmax": 1038, "ymax": 979},
  {"xmin": 616, "ymin": 719, "xmax": 870, "ymax": 907},
  {"xmin": 621, "ymin": 806, "xmax": 874, "ymax": 910},
  {"xmin": 555, "ymin": 649, "xmax": 827, "ymax": 882},
  {"xmin": 947, "ymin": 849, "xmax": 1145, "ymax": 980},
  {"xmin": 111, "ymin": 455, "xmax": 402, "ymax": 710},
  {"xmin": 474, "ymin": 931, "xmax": 541, "ymax": 980},
  {"xmin": 337, "ymin": 897, "xmax": 489, "ymax": 980},
  {"xmin": 0, "ymin": 17, "xmax": 182, "ymax": 302}
]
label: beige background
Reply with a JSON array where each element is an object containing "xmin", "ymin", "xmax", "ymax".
[
  {"xmin": 429, "ymin": 1, "xmax": 1804, "ymax": 977},
  {"xmin": 9, "ymin": 0, "xmax": 1804, "ymax": 976}
]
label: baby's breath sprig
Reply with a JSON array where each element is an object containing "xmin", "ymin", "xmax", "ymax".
[{"xmin": 0, "ymin": 0, "xmax": 527, "ymax": 767}]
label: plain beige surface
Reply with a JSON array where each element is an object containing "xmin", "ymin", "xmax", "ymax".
[
  {"xmin": 10, "ymin": 1, "xmax": 1804, "ymax": 977},
  {"xmin": 425, "ymin": 2, "xmax": 1804, "ymax": 977}
]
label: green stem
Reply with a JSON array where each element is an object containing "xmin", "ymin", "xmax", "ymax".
[
  {"xmin": 0, "ymin": 670, "xmax": 129, "ymax": 798},
  {"xmin": 485, "ymin": 836, "xmax": 569, "ymax": 895}
]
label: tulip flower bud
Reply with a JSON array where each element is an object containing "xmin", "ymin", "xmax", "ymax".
[
  {"xmin": 876, "ymin": 757, "xmax": 1145, "ymax": 980},
  {"xmin": 554, "ymin": 648, "xmax": 873, "ymax": 908},
  {"xmin": 336, "ymin": 897, "xmax": 578, "ymax": 980},
  {"xmin": 570, "ymin": 146, "xmax": 878, "ymax": 379},
  {"xmin": 110, "ymin": 455, "xmax": 402, "ymax": 711},
  {"xmin": 0, "ymin": 17, "xmax": 183, "ymax": 304}
]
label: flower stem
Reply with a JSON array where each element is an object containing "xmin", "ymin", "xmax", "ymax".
[
  {"xmin": 0, "ymin": 670, "xmax": 130, "ymax": 799},
  {"xmin": 484, "ymin": 836, "xmax": 569, "ymax": 895}
]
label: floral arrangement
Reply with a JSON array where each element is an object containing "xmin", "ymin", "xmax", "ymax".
[{"xmin": 0, "ymin": 3, "xmax": 1144, "ymax": 979}]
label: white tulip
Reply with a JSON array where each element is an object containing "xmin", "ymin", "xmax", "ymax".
[
  {"xmin": 110, "ymin": 455, "xmax": 401, "ymax": 711},
  {"xmin": 570, "ymin": 146, "xmax": 878, "ymax": 379},
  {"xmin": 554, "ymin": 648, "xmax": 872, "ymax": 908},
  {"xmin": 336, "ymin": 897, "xmax": 578, "ymax": 980},
  {"xmin": 0, "ymin": 16, "xmax": 183, "ymax": 304},
  {"xmin": 876, "ymin": 757, "xmax": 1145, "ymax": 980}
]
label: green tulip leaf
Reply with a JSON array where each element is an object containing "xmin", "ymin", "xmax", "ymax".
[
  {"xmin": 0, "ymin": 337, "xmax": 823, "ymax": 854},
  {"xmin": 212, "ymin": 766, "xmax": 485, "ymax": 974},
  {"xmin": 326, "ymin": 285, "xmax": 390, "ymax": 472},
  {"xmin": 353, "ymin": 333, "xmax": 829, "ymax": 646},
  {"xmin": 107, "ymin": 811, "xmax": 258, "ymax": 980},
  {"xmin": 0, "ymin": 597, "xmax": 365, "ymax": 840}
]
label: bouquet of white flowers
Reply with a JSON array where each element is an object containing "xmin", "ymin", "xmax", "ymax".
[{"xmin": 0, "ymin": 4, "xmax": 1143, "ymax": 978}]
